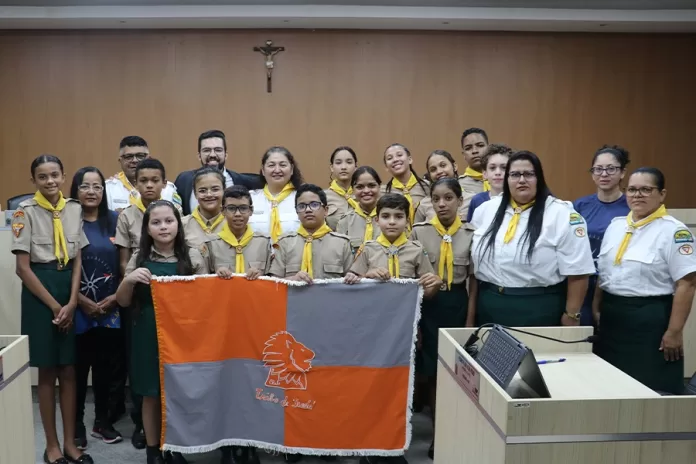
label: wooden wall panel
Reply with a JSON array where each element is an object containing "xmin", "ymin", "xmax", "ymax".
[{"xmin": 0, "ymin": 30, "xmax": 694, "ymax": 206}]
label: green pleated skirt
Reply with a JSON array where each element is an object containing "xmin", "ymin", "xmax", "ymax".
[
  {"xmin": 21, "ymin": 262, "xmax": 76, "ymax": 368},
  {"xmin": 597, "ymin": 292, "xmax": 683, "ymax": 395},
  {"xmin": 417, "ymin": 284, "xmax": 468, "ymax": 377},
  {"xmin": 476, "ymin": 280, "xmax": 566, "ymax": 327}
]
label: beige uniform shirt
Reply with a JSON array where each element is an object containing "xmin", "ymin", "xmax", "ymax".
[
  {"xmin": 325, "ymin": 188, "xmax": 354, "ymax": 231},
  {"xmin": 413, "ymin": 195, "xmax": 475, "ymax": 225},
  {"xmin": 350, "ymin": 239, "xmax": 434, "ymax": 279},
  {"xmin": 410, "ymin": 222, "xmax": 475, "ymax": 286},
  {"xmin": 270, "ymin": 231, "xmax": 353, "ymax": 279},
  {"xmin": 182, "ymin": 213, "xmax": 225, "ymax": 248},
  {"xmin": 11, "ymin": 198, "xmax": 89, "ymax": 263},
  {"xmin": 124, "ymin": 247, "xmax": 208, "ymax": 275},
  {"xmin": 336, "ymin": 210, "xmax": 381, "ymax": 252},
  {"xmin": 380, "ymin": 181, "xmax": 430, "ymax": 213},
  {"xmin": 203, "ymin": 233, "xmax": 272, "ymax": 274},
  {"xmin": 458, "ymin": 175, "xmax": 484, "ymax": 195},
  {"xmin": 114, "ymin": 205, "xmax": 144, "ymax": 250}
]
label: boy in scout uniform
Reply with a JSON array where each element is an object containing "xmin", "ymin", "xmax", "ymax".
[
  {"xmin": 12, "ymin": 155, "xmax": 93, "ymax": 464},
  {"xmin": 458, "ymin": 127, "xmax": 490, "ymax": 195},
  {"xmin": 270, "ymin": 183, "xmax": 353, "ymax": 283},
  {"xmin": 106, "ymin": 135, "xmax": 181, "ymax": 213}
]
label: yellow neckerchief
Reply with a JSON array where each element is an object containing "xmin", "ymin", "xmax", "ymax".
[
  {"xmin": 463, "ymin": 166, "xmax": 491, "ymax": 192},
  {"xmin": 192, "ymin": 207, "xmax": 224, "ymax": 234},
  {"xmin": 503, "ymin": 199, "xmax": 535, "ymax": 244},
  {"xmin": 218, "ymin": 223, "xmax": 255, "ymax": 273},
  {"xmin": 430, "ymin": 215, "xmax": 462, "ymax": 290},
  {"xmin": 391, "ymin": 174, "xmax": 418, "ymax": 224},
  {"xmin": 297, "ymin": 223, "xmax": 333, "ymax": 278},
  {"xmin": 376, "ymin": 232, "xmax": 409, "ymax": 278},
  {"xmin": 353, "ymin": 206, "xmax": 377, "ymax": 243},
  {"xmin": 263, "ymin": 183, "xmax": 295, "ymax": 243},
  {"xmin": 614, "ymin": 204, "xmax": 667, "ymax": 265},
  {"xmin": 133, "ymin": 196, "xmax": 158, "ymax": 213},
  {"xmin": 117, "ymin": 171, "xmax": 141, "ymax": 206},
  {"xmin": 33, "ymin": 191, "xmax": 69, "ymax": 266},
  {"xmin": 329, "ymin": 180, "xmax": 359, "ymax": 210}
]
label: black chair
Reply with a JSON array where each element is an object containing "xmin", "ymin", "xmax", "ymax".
[{"xmin": 7, "ymin": 193, "xmax": 34, "ymax": 210}]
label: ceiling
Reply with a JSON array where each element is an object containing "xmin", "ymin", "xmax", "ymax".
[{"xmin": 1, "ymin": 0, "xmax": 696, "ymax": 8}]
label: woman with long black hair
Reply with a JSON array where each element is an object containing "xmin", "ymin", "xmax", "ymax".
[{"xmin": 470, "ymin": 151, "xmax": 595, "ymax": 326}]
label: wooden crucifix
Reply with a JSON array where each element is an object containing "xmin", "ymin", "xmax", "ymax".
[{"xmin": 253, "ymin": 40, "xmax": 285, "ymax": 93}]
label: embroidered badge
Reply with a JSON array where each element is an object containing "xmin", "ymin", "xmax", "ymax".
[
  {"xmin": 12, "ymin": 223, "xmax": 24, "ymax": 237},
  {"xmin": 569, "ymin": 213, "xmax": 584, "ymax": 225},
  {"xmin": 674, "ymin": 229, "xmax": 694, "ymax": 244},
  {"xmin": 575, "ymin": 227, "xmax": 586, "ymax": 237},
  {"xmin": 12, "ymin": 210, "xmax": 25, "ymax": 219},
  {"xmin": 171, "ymin": 192, "xmax": 182, "ymax": 206},
  {"xmin": 679, "ymin": 244, "xmax": 694, "ymax": 255},
  {"xmin": 199, "ymin": 244, "xmax": 208, "ymax": 256}
]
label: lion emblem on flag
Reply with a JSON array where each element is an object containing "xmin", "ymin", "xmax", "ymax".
[{"xmin": 262, "ymin": 331, "xmax": 315, "ymax": 390}]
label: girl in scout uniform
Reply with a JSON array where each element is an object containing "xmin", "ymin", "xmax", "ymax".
[
  {"xmin": 414, "ymin": 150, "xmax": 472, "ymax": 224},
  {"xmin": 12, "ymin": 155, "xmax": 93, "ymax": 464},
  {"xmin": 336, "ymin": 166, "xmax": 382, "ymax": 253},
  {"xmin": 410, "ymin": 178, "xmax": 476, "ymax": 460},
  {"xmin": 115, "ymin": 200, "xmax": 208, "ymax": 464},
  {"xmin": 595, "ymin": 167, "xmax": 696, "ymax": 394},
  {"xmin": 270, "ymin": 184, "xmax": 353, "ymax": 283},
  {"xmin": 115, "ymin": 158, "xmax": 170, "ymax": 275},
  {"xmin": 382, "ymin": 144, "xmax": 430, "ymax": 227},
  {"xmin": 325, "ymin": 146, "xmax": 358, "ymax": 230},
  {"xmin": 249, "ymin": 146, "xmax": 304, "ymax": 244},
  {"xmin": 470, "ymin": 151, "xmax": 595, "ymax": 327},
  {"xmin": 182, "ymin": 167, "xmax": 225, "ymax": 248}
]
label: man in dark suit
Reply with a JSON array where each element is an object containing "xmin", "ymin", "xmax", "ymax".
[{"xmin": 174, "ymin": 129, "xmax": 263, "ymax": 215}]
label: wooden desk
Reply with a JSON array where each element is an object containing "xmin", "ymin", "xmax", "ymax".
[
  {"xmin": 435, "ymin": 327, "xmax": 696, "ymax": 464},
  {"xmin": 0, "ymin": 335, "xmax": 35, "ymax": 463}
]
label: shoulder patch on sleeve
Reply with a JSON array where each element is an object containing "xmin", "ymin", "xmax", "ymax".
[
  {"xmin": 12, "ymin": 210, "xmax": 25, "ymax": 219},
  {"xmin": 569, "ymin": 212, "xmax": 584, "ymax": 225},
  {"xmin": 674, "ymin": 229, "xmax": 694, "ymax": 244},
  {"xmin": 679, "ymin": 244, "xmax": 694, "ymax": 255},
  {"xmin": 12, "ymin": 223, "xmax": 24, "ymax": 237},
  {"xmin": 574, "ymin": 227, "xmax": 586, "ymax": 237},
  {"xmin": 171, "ymin": 192, "xmax": 182, "ymax": 205}
]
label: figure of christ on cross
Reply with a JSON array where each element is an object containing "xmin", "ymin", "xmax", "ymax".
[{"xmin": 253, "ymin": 40, "xmax": 285, "ymax": 93}]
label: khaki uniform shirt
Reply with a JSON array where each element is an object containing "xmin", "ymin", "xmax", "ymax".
[
  {"xmin": 349, "ymin": 239, "xmax": 434, "ymax": 279},
  {"xmin": 114, "ymin": 205, "xmax": 144, "ymax": 250},
  {"xmin": 336, "ymin": 210, "xmax": 381, "ymax": 252},
  {"xmin": 270, "ymin": 231, "xmax": 353, "ymax": 279},
  {"xmin": 124, "ymin": 247, "xmax": 208, "ymax": 275},
  {"xmin": 105, "ymin": 173, "xmax": 181, "ymax": 213},
  {"xmin": 325, "ymin": 188, "xmax": 354, "ymax": 231},
  {"xmin": 380, "ymin": 181, "xmax": 430, "ymax": 213},
  {"xmin": 410, "ymin": 222, "xmax": 475, "ymax": 286},
  {"xmin": 458, "ymin": 175, "xmax": 484, "ymax": 196},
  {"xmin": 203, "ymin": 233, "xmax": 272, "ymax": 274},
  {"xmin": 182, "ymin": 213, "xmax": 225, "ymax": 248},
  {"xmin": 11, "ymin": 198, "xmax": 89, "ymax": 263},
  {"xmin": 413, "ymin": 195, "xmax": 475, "ymax": 225}
]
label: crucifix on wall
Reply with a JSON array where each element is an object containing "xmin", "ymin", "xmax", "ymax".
[{"xmin": 253, "ymin": 40, "xmax": 285, "ymax": 93}]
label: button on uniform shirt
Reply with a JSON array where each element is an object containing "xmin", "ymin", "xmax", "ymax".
[
  {"xmin": 410, "ymin": 221, "xmax": 475, "ymax": 286},
  {"xmin": 349, "ymin": 239, "xmax": 434, "ymax": 279},
  {"xmin": 114, "ymin": 205, "xmax": 144, "ymax": 251},
  {"xmin": 336, "ymin": 210, "xmax": 381, "ymax": 252},
  {"xmin": 598, "ymin": 216, "xmax": 696, "ymax": 297},
  {"xmin": 182, "ymin": 213, "xmax": 225, "ymax": 248},
  {"xmin": 105, "ymin": 172, "xmax": 181, "ymax": 213},
  {"xmin": 269, "ymin": 231, "xmax": 353, "ymax": 279},
  {"xmin": 203, "ymin": 232, "xmax": 272, "ymax": 274},
  {"xmin": 471, "ymin": 196, "xmax": 595, "ymax": 287},
  {"xmin": 189, "ymin": 170, "xmax": 234, "ymax": 213},
  {"xmin": 248, "ymin": 189, "xmax": 300, "ymax": 238},
  {"xmin": 11, "ymin": 198, "xmax": 89, "ymax": 262}
]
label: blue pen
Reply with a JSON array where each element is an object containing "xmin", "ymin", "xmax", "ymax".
[{"xmin": 537, "ymin": 358, "xmax": 566, "ymax": 365}]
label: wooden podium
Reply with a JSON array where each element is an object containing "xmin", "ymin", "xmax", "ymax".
[
  {"xmin": 0, "ymin": 335, "xmax": 35, "ymax": 463},
  {"xmin": 435, "ymin": 327, "xmax": 696, "ymax": 464}
]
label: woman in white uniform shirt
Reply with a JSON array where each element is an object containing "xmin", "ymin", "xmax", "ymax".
[
  {"xmin": 595, "ymin": 167, "xmax": 696, "ymax": 394},
  {"xmin": 249, "ymin": 146, "xmax": 304, "ymax": 244},
  {"xmin": 470, "ymin": 151, "xmax": 595, "ymax": 327}
]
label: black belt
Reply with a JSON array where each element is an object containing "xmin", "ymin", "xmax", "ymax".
[
  {"xmin": 30, "ymin": 261, "xmax": 73, "ymax": 271},
  {"xmin": 479, "ymin": 280, "xmax": 564, "ymax": 296}
]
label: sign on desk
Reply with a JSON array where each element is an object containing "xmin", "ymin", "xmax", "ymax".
[{"xmin": 455, "ymin": 352, "xmax": 480, "ymax": 402}]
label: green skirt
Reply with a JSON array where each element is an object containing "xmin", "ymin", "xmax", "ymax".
[
  {"xmin": 417, "ymin": 284, "xmax": 468, "ymax": 377},
  {"xmin": 21, "ymin": 262, "xmax": 75, "ymax": 368},
  {"xmin": 131, "ymin": 260, "xmax": 179, "ymax": 398},
  {"xmin": 476, "ymin": 281, "xmax": 566, "ymax": 327},
  {"xmin": 597, "ymin": 292, "xmax": 683, "ymax": 395}
]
